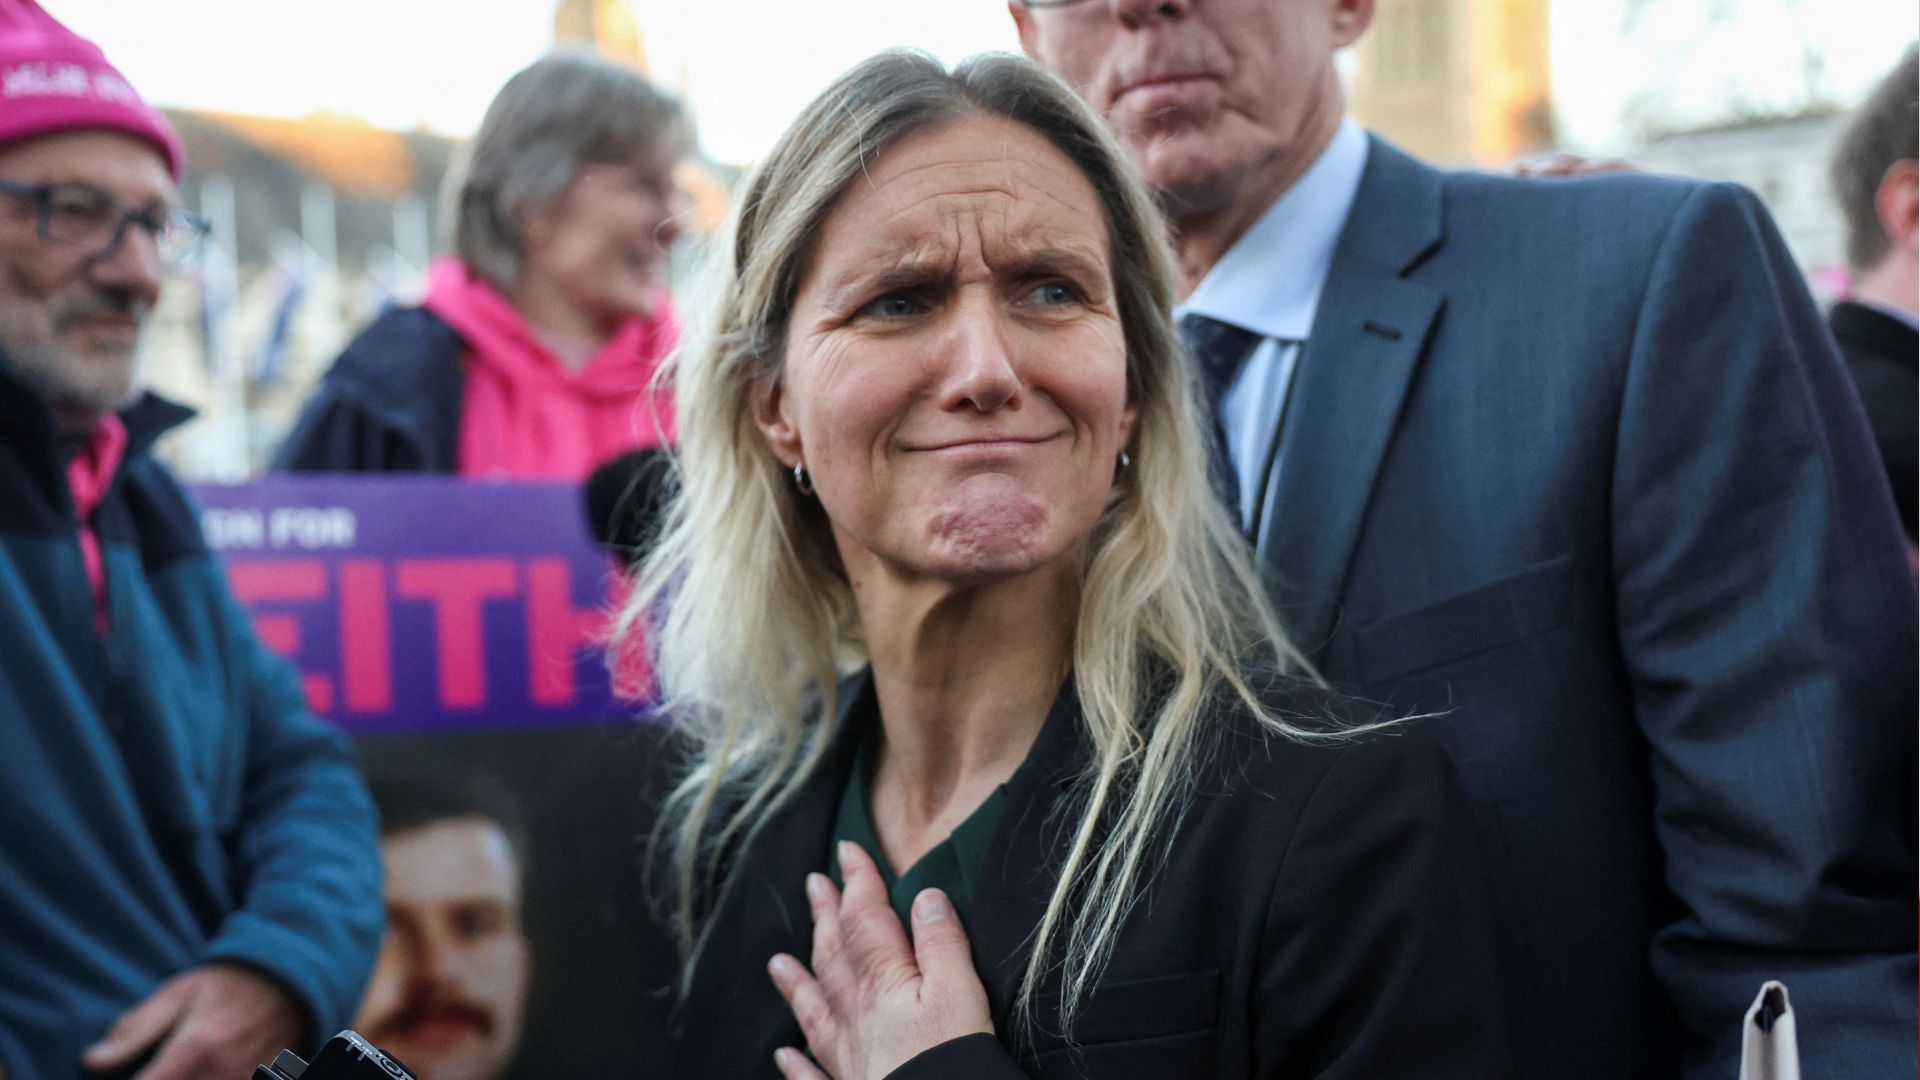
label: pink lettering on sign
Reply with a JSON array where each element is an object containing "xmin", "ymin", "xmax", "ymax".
[
  {"xmin": 224, "ymin": 551, "xmax": 636, "ymax": 723},
  {"xmin": 527, "ymin": 559, "xmax": 609, "ymax": 707},
  {"xmin": 394, "ymin": 559, "xmax": 518, "ymax": 709},
  {"xmin": 602, "ymin": 574, "xmax": 653, "ymax": 700},
  {"xmin": 228, "ymin": 560, "xmax": 334, "ymax": 713},
  {"xmin": 340, "ymin": 560, "xmax": 392, "ymax": 712}
]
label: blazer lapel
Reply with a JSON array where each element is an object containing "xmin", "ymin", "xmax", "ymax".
[
  {"xmin": 1256, "ymin": 137, "xmax": 1447, "ymax": 657},
  {"xmin": 760, "ymin": 670, "xmax": 871, "ymax": 866},
  {"xmin": 965, "ymin": 677, "xmax": 1089, "ymax": 1026},
  {"xmin": 696, "ymin": 673, "xmax": 871, "ymax": 988},
  {"xmin": 662, "ymin": 674, "xmax": 870, "ymax": 1070}
]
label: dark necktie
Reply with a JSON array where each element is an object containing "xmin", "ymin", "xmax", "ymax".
[{"xmin": 1179, "ymin": 314, "xmax": 1262, "ymax": 520}]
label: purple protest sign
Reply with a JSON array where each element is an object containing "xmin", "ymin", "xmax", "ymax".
[{"xmin": 190, "ymin": 477, "xmax": 650, "ymax": 734}]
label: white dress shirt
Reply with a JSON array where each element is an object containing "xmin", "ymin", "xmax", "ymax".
[{"xmin": 1176, "ymin": 119, "xmax": 1371, "ymax": 528}]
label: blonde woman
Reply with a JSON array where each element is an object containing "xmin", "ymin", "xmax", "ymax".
[{"xmin": 624, "ymin": 51, "xmax": 1511, "ymax": 1079}]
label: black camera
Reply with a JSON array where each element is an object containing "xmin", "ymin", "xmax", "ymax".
[{"xmin": 254, "ymin": 1031, "xmax": 416, "ymax": 1079}]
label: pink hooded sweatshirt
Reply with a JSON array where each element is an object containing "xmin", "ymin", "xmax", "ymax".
[{"xmin": 422, "ymin": 258, "xmax": 677, "ymax": 481}]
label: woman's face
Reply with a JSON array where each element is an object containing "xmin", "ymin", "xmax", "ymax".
[
  {"xmin": 520, "ymin": 150, "xmax": 682, "ymax": 329},
  {"xmin": 759, "ymin": 112, "xmax": 1136, "ymax": 587}
]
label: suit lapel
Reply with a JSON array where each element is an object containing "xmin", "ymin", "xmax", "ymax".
[{"xmin": 1256, "ymin": 137, "xmax": 1447, "ymax": 656}]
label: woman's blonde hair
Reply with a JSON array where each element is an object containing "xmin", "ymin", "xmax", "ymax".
[{"xmin": 619, "ymin": 49, "xmax": 1334, "ymax": 1036}]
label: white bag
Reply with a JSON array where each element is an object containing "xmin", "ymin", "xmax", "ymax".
[{"xmin": 1737, "ymin": 981, "xmax": 1800, "ymax": 1080}]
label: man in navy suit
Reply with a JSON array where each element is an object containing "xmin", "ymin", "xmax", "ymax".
[{"xmin": 1012, "ymin": 1, "xmax": 1918, "ymax": 1076}]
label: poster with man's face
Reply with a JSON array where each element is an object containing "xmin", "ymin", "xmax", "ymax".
[
  {"xmin": 347, "ymin": 725, "xmax": 674, "ymax": 1079},
  {"xmin": 199, "ymin": 479, "xmax": 680, "ymax": 1078},
  {"xmin": 355, "ymin": 816, "xmax": 531, "ymax": 1079}
]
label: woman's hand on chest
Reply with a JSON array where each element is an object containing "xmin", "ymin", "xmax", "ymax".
[{"xmin": 767, "ymin": 840, "xmax": 994, "ymax": 1080}]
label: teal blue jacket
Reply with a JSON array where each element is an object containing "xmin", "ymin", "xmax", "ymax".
[{"xmin": 0, "ymin": 362, "xmax": 382, "ymax": 1077}]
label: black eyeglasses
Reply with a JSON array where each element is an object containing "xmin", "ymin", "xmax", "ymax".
[{"xmin": 0, "ymin": 178, "xmax": 210, "ymax": 267}]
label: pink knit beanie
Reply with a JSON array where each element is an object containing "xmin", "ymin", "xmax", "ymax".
[{"xmin": 0, "ymin": 0, "xmax": 183, "ymax": 178}]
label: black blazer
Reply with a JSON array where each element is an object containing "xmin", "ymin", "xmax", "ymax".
[
  {"xmin": 1245, "ymin": 137, "xmax": 1917, "ymax": 1077},
  {"xmin": 1828, "ymin": 300, "xmax": 1917, "ymax": 539},
  {"xmin": 649, "ymin": 673, "xmax": 1513, "ymax": 1079}
]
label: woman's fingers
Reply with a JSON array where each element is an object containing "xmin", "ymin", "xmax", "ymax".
[
  {"xmin": 908, "ymin": 889, "xmax": 977, "ymax": 986},
  {"xmin": 806, "ymin": 868, "xmax": 842, "ymax": 916},
  {"xmin": 776, "ymin": 855, "xmax": 996, "ymax": 1076},
  {"xmin": 910, "ymin": 888, "xmax": 994, "ymax": 1036},
  {"xmin": 835, "ymin": 842, "xmax": 918, "ymax": 991},
  {"xmin": 769, "ymin": 954, "xmax": 838, "ymax": 1054},
  {"xmin": 772, "ymin": 1047, "xmax": 830, "ymax": 1080},
  {"xmin": 806, "ymin": 872, "xmax": 850, "ymax": 1003},
  {"xmin": 836, "ymin": 841, "xmax": 889, "ymax": 908}
]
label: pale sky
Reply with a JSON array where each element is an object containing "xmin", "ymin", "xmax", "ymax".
[{"xmin": 49, "ymin": 0, "xmax": 1920, "ymax": 166}]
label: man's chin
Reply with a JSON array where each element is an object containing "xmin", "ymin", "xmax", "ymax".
[
  {"xmin": 3, "ymin": 348, "xmax": 139, "ymax": 431},
  {"xmin": 47, "ymin": 380, "xmax": 141, "ymax": 428},
  {"xmin": 1135, "ymin": 144, "xmax": 1243, "ymax": 221},
  {"xmin": 51, "ymin": 346, "xmax": 141, "ymax": 411}
]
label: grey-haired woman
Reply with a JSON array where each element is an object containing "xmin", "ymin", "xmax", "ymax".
[{"xmin": 276, "ymin": 50, "xmax": 687, "ymax": 480}]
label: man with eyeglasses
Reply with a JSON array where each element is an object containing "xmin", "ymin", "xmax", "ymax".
[
  {"xmin": 1012, "ymin": 1, "xmax": 1917, "ymax": 1078},
  {"xmin": 0, "ymin": 3, "xmax": 381, "ymax": 1078}
]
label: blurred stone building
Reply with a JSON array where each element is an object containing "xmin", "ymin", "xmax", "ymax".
[
  {"xmin": 1350, "ymin": 0, "xmax": 1556, "ymax": 166},
  {"xmin": 1347, "ymin": 0, "xmax": 1851, "ymax": 293},
  {"xmin": 145, "ymin": 112, "xmax": 456, "ymax": 479},
  {"xmin": 1628, "ymin": 111, "xmax": 1847, "ymax": 291}
]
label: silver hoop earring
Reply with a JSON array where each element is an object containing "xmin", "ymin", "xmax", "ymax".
[{"xmin": 793, "ymin": 461, "xmax": 815, "ymax": 495}]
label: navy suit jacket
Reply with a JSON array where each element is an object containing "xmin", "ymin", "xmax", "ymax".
[{"xmin": 1241, "ymin": 136, "xmax": 1918, "ymax": 1078}]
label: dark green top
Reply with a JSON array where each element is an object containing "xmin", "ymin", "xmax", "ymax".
[{"xmin": 829, "ymin": 730, "xmax": 1008, "ymax": 927}]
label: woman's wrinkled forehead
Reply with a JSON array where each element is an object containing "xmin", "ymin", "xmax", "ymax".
[{"xmin": 796, "ymin": 114, "xmax": 1114, "ymax": 302}]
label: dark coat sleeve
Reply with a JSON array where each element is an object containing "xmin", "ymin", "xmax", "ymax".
[
  {"xmin": 193, "ymin": 571, "xmax": 385, "ymax": 1044},
  {"xmin": 887, "ymin": 1033, "xmax": 1027, "ymax": 1079},
  {"xmin": 270, "ymin": 307, "xmax": 466, "ymax": 474},
  {"xmin": 1610, "ymin": 183, "xmax": 1918, "ymax": 1078},
  {"xmin": 270, "ymin": 382, "xmax": 433, "ymax": 474}
]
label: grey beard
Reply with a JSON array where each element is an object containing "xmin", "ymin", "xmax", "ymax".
[
  {"xmin": 0, "ymin": 274, "xmax": 153, "ymax": 423},
  {"xmin": 0, "ymin": 331, "xmax": 143, "ymax": 425}
]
